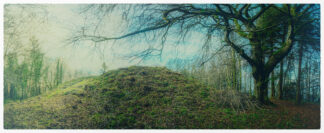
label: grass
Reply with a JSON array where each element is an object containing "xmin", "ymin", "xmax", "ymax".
[
  {"xmin": 4, "ymin": 77, "xmax": 96, "ymax": 129},
  {"xmin": 3, "ymin": 66, "xmax": 319, "ymax": 129}
]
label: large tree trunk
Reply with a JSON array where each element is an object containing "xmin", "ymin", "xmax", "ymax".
[
  {"xmin": 223, "ymin": 9, "xmax": 296, "ymax": 105},
  {"xmin": 296, "ymin": 44, "xmax": 303, "ymax": 105},
  {"xmin": 254, "ymin": 76, "xmax": 270, "ymax": 104},
  {"xmin": 278, "ymin": 60, "xmax": 284, "ymax": 99},
  {"xmin": 252, "ymin": 66, "xmax": 271, "ymax": 104}
]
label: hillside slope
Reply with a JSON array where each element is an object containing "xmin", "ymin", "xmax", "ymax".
[
  {"xmin": 4, "ymin": 77, "xmax": 96, "ymax": 128},
  {"xmin": 4, "ymin": 66, "xmax": 211, "ymax": 129},
  {"xmin": 4, "ymin": 66, "xmax": 319, "ymax": 129},
  {"xmin": 83, "ymin": 66, "xmax": 212, "ymax": 128}
]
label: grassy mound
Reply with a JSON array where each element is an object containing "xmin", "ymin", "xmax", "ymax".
[
  {"xmin": 4, "ymin": 66, "xmax": 211, "ymax": 129},
  {"xmin": 84, "ymin": 66, "xmax": 211, "ymax": 128},
  {"xmin": 4, "ymin": 77, "xmax": 96, "ymax": 129},
  {"xmin": 4, "ymin": 66, "xmax": 315, "ymax": 129}
]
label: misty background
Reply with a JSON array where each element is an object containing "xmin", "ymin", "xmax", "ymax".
[{"xmin": 8, "ymin": 4, "xmax": 203, "ymax": 75}]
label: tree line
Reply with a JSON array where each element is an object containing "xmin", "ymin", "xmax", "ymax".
[
  {"xmin": 3, "ymin": 35, "xmax": 92, "ymax": 101},
  {"xmin": 3, "ymin": 5, "xmax": 91, "ymax": 102},
  {"xmin": 167, "ymin": 41, "xmax": 320, "ymax": 104},
  {"xmin": 4, "ymin": 36, "xmax": 65, "ymax": 101}
]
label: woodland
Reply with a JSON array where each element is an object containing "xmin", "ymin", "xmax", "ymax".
[{"xmin": 3, "ymin": 4, "xmax": 321, "ymax": 129}]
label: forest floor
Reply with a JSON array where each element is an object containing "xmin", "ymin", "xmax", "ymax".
[
  {"xmin": 269, "ymin": 99, "xmax": 320, "ymax": 129},
  {"xmin": 3, "ymin": 66, "xmax": 321, "ymax": 129}
]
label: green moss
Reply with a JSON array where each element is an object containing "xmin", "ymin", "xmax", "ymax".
[{"xmin": 4, "ymin": 66, "xmax": 311, "ymax": 129}]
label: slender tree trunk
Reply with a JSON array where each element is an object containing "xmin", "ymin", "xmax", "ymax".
[
  {"xmin": 296, "ymin": 44, "xmax": 303, "ymax": 105},
  {"xmin": 246, "ymin": 73, "xmax": 248, "ymax": 93},
  {"xmin": 239, "ymin": 58, "xmax": 242, "ymax": 92},
  {"xmin": 60, "ymin": 61, "xmax": 64, "ymax": 84},
  {"xmin": 312, "ymin": 82, "xmax": 315, "ymax": 102},
  {"xmin": 306, "ymin": 60, "xmax": 311, "ymax": 102},
  {"xmin": 271, "ymin": 72, "xmax": 275, "ymax": 99},
  {"xmin": 7, "ymin": 83, "xmax": 11, "ymax": 99},
  {"xmin": 283, "ymin": 56, "xmax": 293, "ymax": 98},
  {"xmin": 278, "ymin": 60, "xmax": 284, "ymax": 99},
  {"xmin": 249, "ymin": 75, "xmax": 252, "ymax": 96},
  {"xmin": 231, "ymin": 49, "xmax": 237, "ymax": 91},
  {"xmin": 21, "ymin": 85, "xmax": 24, "ymax": 101},
  {"xmin": 253, "ymin": 79, "xmax": 258, "ymax": 98},
  {"xmin": 226, "ymin": 67, "xmax": 231, "ymax": 90}
]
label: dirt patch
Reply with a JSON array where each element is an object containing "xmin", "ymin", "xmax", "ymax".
[{"xmin": 271, "ymin": 99, "xmax": 320, "ymax": 129}]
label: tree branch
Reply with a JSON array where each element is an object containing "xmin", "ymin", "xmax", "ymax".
[
  {"xmin": 244, "ymin": 4, "xmax": 251, "ymax": 19},
  {"xmin": 77, "ymin": 21, "xmax": 172, "ymax": 42},
  {"xmin": 251, "ymin": 4, "xmax": 272, "ymax": 22},
  {"xmin": 239, "ymin": 4, "xmax": 248, "ymax": 16},
  {"xmin": 74, "ymin": 7, "xmax": 187, "ymax": 42},
  {"xmin": 223, "ymin": 17, "xmax": 255, "ymax": 66},
  {"xmin": 265, "ymin": 4, "xmax": 295, "ymax": 74}
]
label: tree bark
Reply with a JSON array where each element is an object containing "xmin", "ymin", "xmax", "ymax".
[
  {"xmin": 254, "ymin": 74, "xmax": 270, "ymax": 104},
  {"xmin": 252, "ymin": 65, "xmax": 271, "ymax": 104},
  {"xmin": 239, "ymin": 58, "xmax": 242, "ymax": 91},
  {"xmin": 249, "ymin": 75, "xmax": 252, "ymax": 96},
  {"xmin": 271, "ymin": 72, "xmax": 275, "ymax": 99},
  {"xmin": 278, "ymin": 60, "xmax": 284, "ymax": 99},
  {"xmin": 7, "ymin": 83, "xmax": 11, "ymax": 99},
  {"xmin": 231, "ymin": 49, "xmax": 237, "ymax": 91},
  {"xmin": 221, "ymin": 5, "xmax": 297, "ymax": 105},
  {"xmin": 307, "ymin": 61, "xmax": 311, "ymax": 102},
  {"xmin": 296, "ymin": 44, "xmax": 303, "ymax": 105}
]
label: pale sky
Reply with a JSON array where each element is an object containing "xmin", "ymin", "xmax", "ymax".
[{"xmin": 5, "ymin": 4, "xmax": 210, "ymax": 75}]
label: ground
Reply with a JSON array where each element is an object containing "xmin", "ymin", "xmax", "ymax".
[
  {"xmin": 269, "ymin": 99, "xmax": 320, "ymax": 129},
  {"xmin": 3, "ymin": 66, "xmax": 321, "ymax": 129}
]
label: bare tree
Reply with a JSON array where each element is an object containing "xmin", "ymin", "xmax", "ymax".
[{"xmin": 71, "ymin": 4, "xmax": 319, "ymax": 104}]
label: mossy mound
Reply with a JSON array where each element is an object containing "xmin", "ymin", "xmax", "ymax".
[
  {"xmin": 4, "ymin": 77, "xmax": 96, "ymax": 129},
  {"xmin": 4, "ymin": 66, "xmax": 211, "ymax": 129},
  {"xmin": 84, "ymin": 66, "xmax": 211, "ymax": 128},
  {"xmin": 5, "ymin": 66, "xmax": 310, "ymax": 129}
]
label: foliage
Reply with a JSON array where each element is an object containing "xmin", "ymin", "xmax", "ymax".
[{"xmin": 4, "ymin": 36, "xmax": 66, "ymax": 101}]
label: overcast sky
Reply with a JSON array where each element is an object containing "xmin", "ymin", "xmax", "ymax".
[{"xmin": 6, "ymin": 4, "xmax": 210, "ymax": 75}]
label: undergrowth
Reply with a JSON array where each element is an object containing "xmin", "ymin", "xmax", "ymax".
[{"xmin": 4, "ymin": 66, "xmax": 313, "ymax": 129}]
